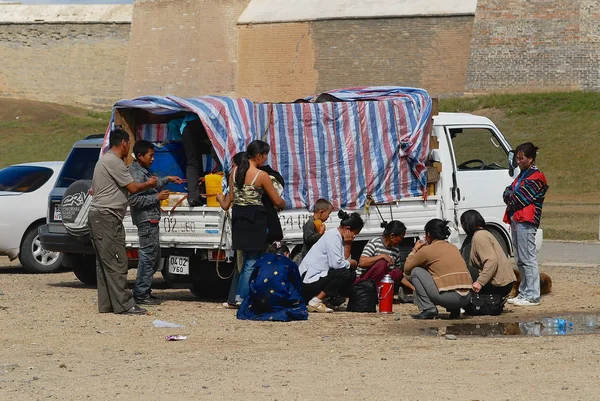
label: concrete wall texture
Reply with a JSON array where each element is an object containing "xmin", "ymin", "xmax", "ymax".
[
  {"xmin": 3, "ymin": 1, "xmax": 600, "ymax": 108},
  {"xmin": 0, "ymin": 5, "xmax": 132, "ymax": 108},
  {"xmin": 467, "ymin": 0, "xmax": 600, "ymax": 93},
  {"xmin": 0, "ymin": 23, "xmax": 130, "ymax": 108},
  {"xmin": 237, "ymin": 16, "xmax": 474, "ymax": 102},
  {"xmin": 123, "ymin": 0, "xmax": 249, "ymax": 99}
]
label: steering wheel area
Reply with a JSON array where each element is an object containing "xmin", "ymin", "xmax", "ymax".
[{"xmin": 457, "ymin": 159, "xmax": 485, "ymax": 170}]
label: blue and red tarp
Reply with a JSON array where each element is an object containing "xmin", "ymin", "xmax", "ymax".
[{"xmin": 103, "ymin": 86, "xmax": 432, "ymax": 209}]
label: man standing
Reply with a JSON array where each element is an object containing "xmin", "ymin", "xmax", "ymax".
[{"xmin": 88, "ymin": 129, "xmax": 157, "ymax": 315}]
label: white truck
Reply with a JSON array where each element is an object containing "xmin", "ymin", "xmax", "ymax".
[{"xmin": 41, "ymin": 89, "xmax": 537, "ymax": 296}]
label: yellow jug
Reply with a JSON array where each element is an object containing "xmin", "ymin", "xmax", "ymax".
[{"xmin": 205, "ymin": 173, "xmax": 223, "ymax": 207}]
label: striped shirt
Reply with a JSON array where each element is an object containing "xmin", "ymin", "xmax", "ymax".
[{"xmin": 358, "ymin": 236, "xmax": 402, "ymax": 276}]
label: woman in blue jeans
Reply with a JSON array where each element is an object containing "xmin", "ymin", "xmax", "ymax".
[
  {"xmin": 503, "ymin": 142, "xmax": 549, "ymax": 307},
  {"xmin": 216, "ymin": 141, "xmax": 286, "ymax": 305}
]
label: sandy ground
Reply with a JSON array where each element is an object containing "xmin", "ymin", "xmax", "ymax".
[{"xmin": 1, "ymin": 257, "xmax": 600, "ymax": 401}]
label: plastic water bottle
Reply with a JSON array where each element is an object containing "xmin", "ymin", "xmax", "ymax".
[
  {"xmin": 540, "ymin": 318, "xmax": 567, "ymax": 328},
  {"xmin": 540, "ymin": 318, "xmax": 573, "ymax": 336}
]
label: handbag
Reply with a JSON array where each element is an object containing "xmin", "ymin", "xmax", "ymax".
[
  {"xmin": 465, "ymin": 293, "xmax": 506, "ymax": 316},
  {"xmin": 347, "ymin": 280, "xmax": 377, "ymax": 313}
]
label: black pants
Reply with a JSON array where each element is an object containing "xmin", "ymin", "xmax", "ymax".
[
  {"xmin": 479, "ymin": 282, "xmax": 513, "ymax": 297},
  {"xmin": 181, "ymin": 128, "xmax": 203, "ymax": 204},
  {"xmin": 302, "ymin": 268, "xmax": 355, "ymax": 302}
]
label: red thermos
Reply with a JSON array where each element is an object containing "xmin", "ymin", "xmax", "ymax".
[{"xmin": 378, "ymin": 274, "xmax": 394, "ymax": 313}]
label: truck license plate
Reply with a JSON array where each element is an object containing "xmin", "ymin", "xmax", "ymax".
[
  {"xmin": 53, "ymin": 205, "xmax": 62, "ymax": 221},
  {"xmin": 168, "ymin": 256, "xmax": 189, "ymax": 275}
]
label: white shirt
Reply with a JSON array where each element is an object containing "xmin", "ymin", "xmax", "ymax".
[{"xmin": 299, "ymin": 228, "xmax": 350, "ymax": 284}]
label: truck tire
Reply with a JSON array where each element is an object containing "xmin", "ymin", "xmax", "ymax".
[
  {"xmin": 487, "ymin": 226, "xmax": 510, "ymax": 257},
  {"xmin": 71, "ymin": 254, "xmax": 97, "ymax": 286},
  {"xmin": 19, "ymin": 225, "xmax": 64, "ymax": 273}
]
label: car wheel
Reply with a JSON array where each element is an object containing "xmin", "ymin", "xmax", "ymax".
[
  {"xmin": 71, "ymin": 254, "xmax": 97, "ymax": 285},
  {"xmin": 19, "ymin": 226, "xmax": 64, "ymax": 273}
]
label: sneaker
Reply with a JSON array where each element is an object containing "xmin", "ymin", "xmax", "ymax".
[
  {"xmin": 513, "ymin": 298, "xmax": 540, "ymax": 307},
  {"xmin": 307, "ymin": 301, "xmax": 333, "ymax": 313},
  {"xmin": 120, "ymin": 305, "xmax": 148, "ymax": 315},
  {"xmin": 507, "ymin": 295, "xmax": 523, "ymax": 304}
]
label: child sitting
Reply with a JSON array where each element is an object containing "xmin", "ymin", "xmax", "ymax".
[{"xmin": 299, "ymin": 199, "xmax": 334, "ymax": 261}]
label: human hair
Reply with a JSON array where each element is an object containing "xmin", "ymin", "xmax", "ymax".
[
  {"xmin": 314, "ymin": 198, "xmax": 333, "ymax": 212},
  {"xmin": 460, "ymin": 210, "xmax": 486, "ymax": 237},
  {"xmin": 234, "ymin": 140, "xmax": 270, "ymax": 189},
  {"xmin": 267, "ymin": 241, "xmax": 289, "ymax": 255},
  {"xmin": 109, "ymin": 128, "xmax": 130, "ymax": 148},
  {"xmin": 232, "ymin": 151, "xmax": 246, "ymax": 167},
  {"xmin": 132, "ymin": 140, "xmax": 154, "ymax": 159},
  {"xmin": 338, "ymin": 210, "xmax": 364, "ymax": 231},
  {"xmin": 382, "ymin": 220, "xmax": 406, "ymax": 238},
  {"xmin": 515, "ymin": 142, "xmax": 539, "ymax": 161},
  {"xmin": 424, "ymin": 218, "xmax": 451, "ymax": 241}
]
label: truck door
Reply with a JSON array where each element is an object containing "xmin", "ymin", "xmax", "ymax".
[{"xmin": 445, "ymin": 126, "xmax": 514, "ymax": 229}]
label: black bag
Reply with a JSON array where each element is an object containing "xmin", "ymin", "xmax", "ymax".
[
  {"xmin": 465, "ymin": 293, "xmax": 506, "ymax": 316},
  {"xmin": 347, "ymin": 280, "xmax": 377, "ymax": 313}
]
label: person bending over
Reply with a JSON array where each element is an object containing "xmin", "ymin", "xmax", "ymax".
[{"xmin": 299, "ymin": 210, "xmax": 363, "ymax": 313}]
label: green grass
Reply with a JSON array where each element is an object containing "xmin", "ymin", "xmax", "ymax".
[{"xmin": 0, "ymin": 107, "xmax": 111, "ymax": 168}]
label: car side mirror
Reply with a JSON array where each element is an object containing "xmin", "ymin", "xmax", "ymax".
[{"xmin": 507, "ymin": 150, "xmax": 517, "ymax": 176}]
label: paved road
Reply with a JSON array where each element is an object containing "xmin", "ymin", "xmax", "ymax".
[{"xmin": 539, "ymin": 240, "xmax": 600, "ymax": 267}]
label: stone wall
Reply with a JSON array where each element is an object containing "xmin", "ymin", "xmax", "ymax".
[
  {"xmin": 467, "ymin": 0, "xmax": 600, "ymax": 93},
  {"xmin": 237, "ymin": 16, "xmax": 474, "ymax": 102},
  {"xmin": 123, "ymin": 0, "xmax": 249, "ymax": 99},
  {"xmin": 0, "ymin": 5, "xmax": 131, "ymax": 108}
]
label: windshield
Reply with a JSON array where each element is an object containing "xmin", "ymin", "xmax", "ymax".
[
  {"xmin": 56, "ymin": 147, "xmax": 101, "ymax": 188},
  {"xmin": 0, "ymin": 166, "xmax": 53, "ymax": 193}
]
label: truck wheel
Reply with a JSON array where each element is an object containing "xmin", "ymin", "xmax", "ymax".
[
  {"xmin": 19, "ymin": 225, "xmax": 64, "ymax": 273},
  {"xmin": 71, "ymin": 254, "xmax": 97, "ymax": 285},
  {"xmin": 488, "ymin": 227, "xmax": 510, "ymax": 257}
]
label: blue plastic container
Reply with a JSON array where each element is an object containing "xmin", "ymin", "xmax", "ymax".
[{"xmin": 148, "ymin": 142, "xmax": 187, "ymax": 193}]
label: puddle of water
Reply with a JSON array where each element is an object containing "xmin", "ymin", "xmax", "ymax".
[{"xmin": 422, "ymin": 314, "xmax": 600, "ymax": 337}]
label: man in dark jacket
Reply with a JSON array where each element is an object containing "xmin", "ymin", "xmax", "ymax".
[{"xmin": 129, "ymin": 140, "xmax": 182, "ymax": 305}]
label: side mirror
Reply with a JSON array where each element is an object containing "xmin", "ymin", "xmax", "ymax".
[{"xmin": 507, "ymin": 150, "xmax": 517, "ymax": 176}]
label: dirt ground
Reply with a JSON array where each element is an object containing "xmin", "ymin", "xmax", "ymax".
[{"xmin": 1, "ymin": 257, "xmax": 599, "ymax": 401}]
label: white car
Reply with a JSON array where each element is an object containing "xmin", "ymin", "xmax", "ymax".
[{"xmin": 0, "ymin": 161, "xmax": 64, "ymax": 273}]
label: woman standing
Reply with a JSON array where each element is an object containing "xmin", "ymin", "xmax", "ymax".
[
  {"xmin": 503, "ymin": 142, "xmax": 548, "ymax": 307},
  {"xmin": 216, "ymin": 140, "xmax": 286, "ymax": 303},
  {"xmin": 299, "ymin": 211, "xmax": 364, "ymax": 313},
  {"xmin": 460, "ymin": 210, "xmax": 516, "ymax": 297},
  {"xmin": 404, "ymin": 219, "xmax": 473, "ymax": 320}
]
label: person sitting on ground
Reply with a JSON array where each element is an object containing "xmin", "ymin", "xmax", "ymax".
[
  {"xmin": 460, "ymin": 210, "xmax": 516, "ymax": 300},
  {"xmin": 237, "ymin": 241, "xmax": 308, "ymax": 322},
  {"xmin": 128, "ymin": 140, "xmax": 183, "ymax": 306},
  {"xmin": 299, "ymin": 199, "xmax": 334, "ymax": 262},
  {"xmin": 404, "ymin": 219, "xmax": 473, "ymax": 320},
  {"xmin": 298, "ymin": 210, "xmax": 363, "ymax": 313},
  {"xmin": 356, "ymin": 220, "xmax": 415, "ymax": 299}
]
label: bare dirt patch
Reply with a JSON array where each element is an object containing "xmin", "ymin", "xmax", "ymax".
[
  {"xmin": 1, "ymin": 257, "xmax": 599, "ymax": 400},
  {"xmin": 0, "ymin": 97, "xmax": 86, "ymax": 123}
]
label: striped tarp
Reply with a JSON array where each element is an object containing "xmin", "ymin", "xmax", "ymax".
[{"xmin": 103, "ymin": 86, "xmax": 432, "ymax": 210}]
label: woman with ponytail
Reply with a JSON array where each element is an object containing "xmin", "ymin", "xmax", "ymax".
[
  {"xmin": 216, "ymin": 140, "xmax": 286, "ymax": 304},
  {"xmin": 298, "ymin": 210, "xmax": 364, "ymax": 313},
  {"xmin": 236, "ymin": 241, "xmax": 308, "ymax": 322},
  {"xmin": 404, "ymin": 219, "xmax": 472, "ymax": 320},
  {"xmin": 356, "ymin": 220, "xmax": 415, "ymax": 297}
]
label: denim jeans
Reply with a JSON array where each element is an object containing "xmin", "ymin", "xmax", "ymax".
[
  {"xmin": 511, "ymin": 221, "xmax": 540, "ymax": 302},
  {"xmin": 133, "ymin": 222, "xmax": 161, "ymax": 299},
  {"xmin": 236, "ymin": 251, "xmax": 261, "ymax": 302}
]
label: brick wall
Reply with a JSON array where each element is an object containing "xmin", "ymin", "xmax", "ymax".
[
  {"xmin": 123, "ymin": 0, "xmax": 249, "ymax": 99},
  {"xmin": 237, "ymin": 16, "xmax": 474, "ymax": 101},
  {"xmin": 467, "ymin": 0, "xmax": 600, "ymax": 93},
  {"xmin": 0, "ymin": 22, "xmax": 130, "ymax": 108}
]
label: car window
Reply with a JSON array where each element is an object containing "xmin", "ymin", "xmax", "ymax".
[
  {"xmin": 0, "ymin": 166, "xmax": 53, "ymax": 192},
  {"xmin": 449, "ymin": 128, "xmax": 509, "ymax": 171},
  {"xmin": 56, "ymin": 147, "xmax": 100, "ymax": 188}
]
